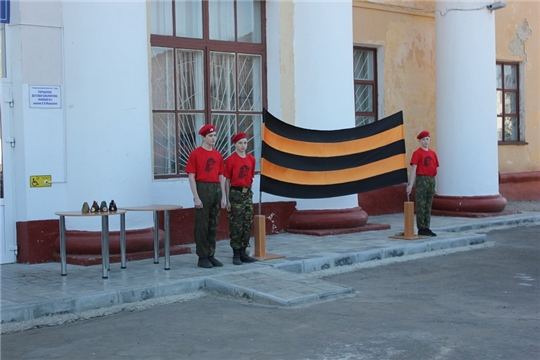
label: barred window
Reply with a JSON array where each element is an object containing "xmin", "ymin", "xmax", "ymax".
[
  {"xmin": 353, "ymin": 47, "xmax": 378, "ymax": 127},
  {"xmin": 496, "ymin": 62, "xmax": 522, "ymax": 143},
  {"xmin": 150, "ymin": 0, "xmax": 266, "ymax": 177}
]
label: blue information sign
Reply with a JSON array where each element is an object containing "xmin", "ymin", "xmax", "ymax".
[{"xmin": 0, "ymin": 0, "xmax": 9, "ymax": 24}]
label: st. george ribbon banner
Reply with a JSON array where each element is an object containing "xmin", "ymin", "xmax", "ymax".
[{"xmin": 260, "ymin": 109, "xmax": 408, "ymax": 199}]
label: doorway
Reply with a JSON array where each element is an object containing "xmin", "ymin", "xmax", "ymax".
[{"xmin": 1, "ymin": 80, "xmax": 16, "ymax": 264}]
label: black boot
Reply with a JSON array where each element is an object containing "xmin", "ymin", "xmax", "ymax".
[
  {"xmin": 240, "ymin": 247, "xmax": 257, "ymax": 263},
  {"xmin": 208, "ymin": 255, "xmax": 223, "ymax": 267},
  {"xmin": 198, "ymin": 257, "xmax": 213, "ymax": 268},
  {"xmin": 232, "ymin": 249, "xmax": 242, "ymax": 265}
]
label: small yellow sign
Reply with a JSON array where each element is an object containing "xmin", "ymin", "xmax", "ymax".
[{"xmin": 30, "ymin": 175, "xmax": 52, "ymax": 188}]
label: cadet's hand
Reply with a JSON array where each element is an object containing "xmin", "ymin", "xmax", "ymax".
[
  {"xmin": 194, "ymin": 198, "xmax": 203, "ymax": 209},
  {"xmin": 406, "ymin": 183, "xmax": 413, "ymax": 195}
]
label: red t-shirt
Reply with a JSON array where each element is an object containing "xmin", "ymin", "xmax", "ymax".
[
  {"xmin": 410, "ymin": 148, "xmax": 439, "ymax": 177},
  {"xmin": 185, "ymin": 147, "xmax": 224, "ymax": 183},
  {"xmin": 225, "ymin": 152, "xmax": 255, "ymax": 187}
]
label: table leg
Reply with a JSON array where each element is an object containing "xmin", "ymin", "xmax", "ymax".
[
  {"xmin": 59, "ymin": 216, "xmax": 67, "ymax": 276},
  {"xmin": 120, "ymin": 213, "xmax": 126, "ymax": 268},
  {"xmin": 153, "ymin": 211, "xmax": 159, "ymax": 264},
  {"xmin": 164, "ymin": 210, "xmax": 171, "ymax": 270},
  {"xmin": 101, "ymin": 216, "xmax": 109, "ymax": 279}
]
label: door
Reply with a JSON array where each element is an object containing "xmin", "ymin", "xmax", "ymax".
[{"xmin": 1, "ymin": 80, "xmax": 16, "ymax": 264}]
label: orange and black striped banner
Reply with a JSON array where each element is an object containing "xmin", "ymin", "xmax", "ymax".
[{"xmin": 260, "ymin": 109, "xmax": 408, "ymax": 199}]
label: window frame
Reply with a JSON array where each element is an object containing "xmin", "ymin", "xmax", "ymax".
[
  {"xmin": 496, "ymin": 61, "xmax": 524, "ymax": 144},
  {"xmin": 150, "ymin": 0, "xmax": 267, "ymax": 179},
  {"xmin": 353, "ymin": 46, "xmax": 378, "ymax": 127}
]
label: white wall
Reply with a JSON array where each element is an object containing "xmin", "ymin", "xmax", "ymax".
[
  {"xmin": 10, "ymin": 0, "xmax": 363, "ymax": 233},
  {"xmin": 10, "ymin": 1, "xmax": 156, "ymax": 230}
]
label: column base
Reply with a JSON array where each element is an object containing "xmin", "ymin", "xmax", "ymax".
[
  {"xmin": 287, "ymin": 207, "xmax": 390, "ymax": 236},
  {"xmin": 52, "ymin": 228, "xmax": 191, "ymax": 266},
  {"xmin": 431, "ymin": 194, "xmax": 517, "ymax": 218}
]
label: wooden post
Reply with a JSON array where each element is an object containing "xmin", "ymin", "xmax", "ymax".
[
  {"xmin": 389, "ymin": 201, "xmax": 426, "ymax": 240},
  {"xmin": 253, "ymin": 215, "xmax": 285, "ymax": 260},
  {"xmin": 404, "ymin": 201, "xmax": 415, "ymax": 238},
  {"xmin": 253, "ymin": 215, "xmax": 266, "ymax": 258}
]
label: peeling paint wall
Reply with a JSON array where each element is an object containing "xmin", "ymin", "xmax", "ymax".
[
  {"xmin": 353, "ymin": 1, "xmax": 436, "ymax": 159},
  {"xmin": 495, "ymin": 1, "xmax": 540, "ymax": 173},
  {"xmin": 353, "ymin": 0, "xmax": 539, "ymax": 175}
]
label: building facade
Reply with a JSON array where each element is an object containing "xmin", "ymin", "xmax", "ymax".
[{"xmin": 0, "ymin": 0, "xmax": 538, "ymax": 264}]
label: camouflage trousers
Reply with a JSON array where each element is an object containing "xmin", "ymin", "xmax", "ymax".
[
  {"xmin": 194, "ymin": 182, "xmax": 222, "ymax": 258},
  {"xmin": 415, "ymin": 175, "xmax": 436, "ymax": 230},
  {"xmin": 228, "ymin": 188, "xmax": 254, "ymax": 250}
]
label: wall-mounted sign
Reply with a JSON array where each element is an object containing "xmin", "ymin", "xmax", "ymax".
[
  {"xmin": 29, "ymin": 85, "xmax": 62, "ymax": 109},
  {"xmin": 30, "ymin": 175, "xmax": 52, "ymax": 188},
  {"xmin": 0, "ymin": 0, "xmax": 9, "ymax": 23}
]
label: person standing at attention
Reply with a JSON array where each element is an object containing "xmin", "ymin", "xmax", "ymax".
[
  {"xmin": 225, "ymin": 132, "xmax": 258, "ymax": 265},
  {"xmin": 185, "ymin": 124, "xmax": 227, "ymax": 268},
  {"xmin": 406, "ymin": 130, "xmax": 440, "ymax": 237}
]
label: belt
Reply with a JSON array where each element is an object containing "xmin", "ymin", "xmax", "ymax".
[{"xmin": 231, "ymin": 186, "xmax": 251, "ymax": 193}]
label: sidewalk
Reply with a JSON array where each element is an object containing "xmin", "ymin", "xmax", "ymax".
[{"xmin": 1, "ymin": 203, "xmax": 539, "ymax": 333}]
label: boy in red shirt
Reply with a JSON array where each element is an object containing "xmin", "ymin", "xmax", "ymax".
[
  {"xmin": 406, "ymin": 130, "xmax": 440, "ymax": 237},
  {"xmin": 225, "ymin": 132, "xmax": 257, "ymax": 265},
  {"xmin": 185, "ymin": 124, "xmax": 227, "ymax": 268}
]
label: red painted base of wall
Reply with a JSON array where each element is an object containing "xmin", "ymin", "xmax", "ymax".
[
  {"xmin": 16, "ymin": 201, "xmax": 297, "ymax": 264},
  {"xmin": 17, "ymin": 220, "xmax": 59, "ymax": 264},
  {"xmin": 357, "ymin": 184, "xmax": 408, "ymax": 215},
  {"xmin": 499, "ymin": 171, "xmax": 540, "ymax": 201}
]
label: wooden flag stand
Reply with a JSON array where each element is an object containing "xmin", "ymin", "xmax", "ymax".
[
  {"xmin": 389, "ymin": 201, "xmax": 427, "ymax": 240},
  {"xmin": 253, "ymin": 215, "xmax": 285, "ymax": 260}
]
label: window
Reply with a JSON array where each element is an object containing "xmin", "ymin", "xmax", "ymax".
[
  {"xmin": 353, "ymin": 47, "xmax": 377, "ymax": 126},
  {"xmin": 150, "ymin": 0, "xmax": 265, "ymax": 177},
  {"xmin": 496, "ymin": 62, "xmax": 521, "ymax": 142}
]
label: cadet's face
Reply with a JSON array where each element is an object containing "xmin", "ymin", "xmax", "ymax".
[
  {"xmin": 235, "ymin": 138, "xmax": 248, "ymax": 151},
  {"xmin": 419, "ymin": 136, "xmax": 430, "ymax": 148},
  {"xmin": 204, "ymin": 132, "xmax": 217, "ymax": 145}
]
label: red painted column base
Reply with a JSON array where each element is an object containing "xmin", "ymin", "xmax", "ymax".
[
  {"xmin": 287, "ymin": 206, "xmax": 390, "ymax": 236},
  {"xmin": 431, "ymin": 194, "xmax": 517, "ymax": 218},
  {"xmin": 51, "ymin": 228, "xmax": 191, "ymax": 266}
]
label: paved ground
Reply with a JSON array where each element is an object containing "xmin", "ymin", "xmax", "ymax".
[
  {"xmin": 1, "ymin": 224, "xmax": 538, "ymax": 360},
  {"xmin": 1, "ymin": 202, "xmax": 539, "ymax": 335}
]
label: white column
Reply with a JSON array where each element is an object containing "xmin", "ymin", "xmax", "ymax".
[
  {"xmin": 292, "ymin": 0, "xmax": 357, "ymax": 210},
  {"xmin": 435, "ymin": 0, "xmax": 500, "ymax": 197}
]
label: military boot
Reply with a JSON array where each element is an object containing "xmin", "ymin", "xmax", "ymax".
[
  {"xmin": 240, "ymin": 247, "xmax": 257, "ymax": 263},
  {"xmin": 232, "ymin": 249, "xmax": 242, "ymax": 265},
  {"xmin": 208, "ymin": 255, "xmax": 223, "ymax": 267}
]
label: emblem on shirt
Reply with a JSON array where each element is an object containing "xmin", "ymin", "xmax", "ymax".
[
  {"xmin": 238, "ymin": 165, "xmax": 250, "ymax": 179},
  {"xmin": 424, "ymin": 156, "xmax": 434, "ymax": 167},
  {"xmin": 205, "ymin": 158, "xmax": 217, "ymax": 172}
]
